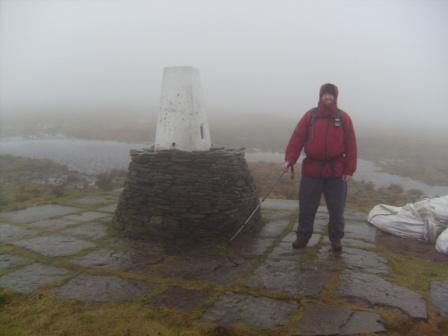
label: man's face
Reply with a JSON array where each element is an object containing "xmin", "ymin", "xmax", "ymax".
[{"xmin": 321, "ymin": 93, "xmax": 335, "ymax": 105}]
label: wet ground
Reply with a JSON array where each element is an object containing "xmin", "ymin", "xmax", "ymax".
[{"xmin": 1, "ymin": 193, "xmax": 448, "ymax": 335}]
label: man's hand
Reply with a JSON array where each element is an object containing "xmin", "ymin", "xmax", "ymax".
[
  {"xmin": 282, "ymin": 161, "xmax": 291, "ymax": 172},
  {"xmin": 342, "ymin": 175, "xmax": 352, "ymax": 182}
]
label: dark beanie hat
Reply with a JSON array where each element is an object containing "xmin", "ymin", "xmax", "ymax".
[{"xmin": 319, "ymin": 83, "xmax": 338, "ymax": 101}]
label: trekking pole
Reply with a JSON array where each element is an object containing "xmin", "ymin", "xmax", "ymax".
[{"xmin": 229, "ymin": 165, "xmax": 294, "ymax": 242}]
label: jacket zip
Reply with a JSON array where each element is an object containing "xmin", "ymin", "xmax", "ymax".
[{"xmin": 321, "ymin": 118, "xmax": 330, "ymax": 177}]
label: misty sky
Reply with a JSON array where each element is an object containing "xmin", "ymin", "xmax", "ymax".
[{"xmin": 0, "ymin": 0, "xmax": 447, "ymax": 130}]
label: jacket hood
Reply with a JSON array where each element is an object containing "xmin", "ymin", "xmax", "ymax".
[{"xmin": 319, "ymin": 83, "xmax": 339, "ymax": 104}]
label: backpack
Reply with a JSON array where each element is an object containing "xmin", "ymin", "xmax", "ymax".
[{"xmin": 308, "ymin": 107, "xmax": 344, "ymax": 128}]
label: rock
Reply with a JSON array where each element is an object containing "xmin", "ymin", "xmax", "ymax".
[
  {"xmin": 112, "ymin": 148, "xmax": 261, "ymax": 244},
  {"xmin": 0, "ymin": 252, "xmax": 30, "ymax": 269},
  {"xmin": 201, "ymin": 293, "xmax": 298, "ymax": 329},
  {"xmin": 59, "ymin": 211, "xmax": 109, "ymax": 223},
  {"xmin": 61, "ymin": 222, "xmax": 108, "ymax": 240},
  {"xmin": 294, "ymin": 304, "xmax": 385, "ymax": 335},
  {"xmin": 261, "ymin": 199, "xmax": 299, "ymax": 211},
  {"xmin": 430, "ymin": 280, "xmax": 448, "ymax": 316},
  {"xmin": 29, "ymin": 217, "xmax": 79, "ymax": 230},
  {"xmin": 337, "ymin": 271, "xmax": 427, "ymax": 319},
  {"xmin": 318, "ymin": 246, "xmax": 389, "ymax": 274},
  {"xmin": 0, "ymin": 263, "xmax": 70, "ymax": 293},
  {"xmin": 245, "ymin": 259, "xmax": 330, "ymax": 298},
  {"xmin": 258, "ymin": 219, "xmax": 290, "ymax": 238},
  {"xmin": 13, "ymin": 235, "xmax": 96, "ymax": 257},
  {"xmin": 55, "ymin": 274, "xmax": 155, "ymax": 302},
  {"xmin": 344, "ymin": 222, "xmax": 377, "ymax": 242},
  {"xmin": 0, "ymin": 224, "xmax": 38, "ymax": 243},
  {"xmin": 95, "ymin": 203, "xmax": 117, "ymax": 213},
  {"xmin": 0, "ymin": 205, "xmax": 81, "ymax": 224},
  {"xmin": 148, "ymin": 286, "xmax": 210, "ymax": 312}
]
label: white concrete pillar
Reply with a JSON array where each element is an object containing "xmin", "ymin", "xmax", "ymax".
[{"xmin": 154, "ymin": 66, "xmax": 211, "ymax": 151}]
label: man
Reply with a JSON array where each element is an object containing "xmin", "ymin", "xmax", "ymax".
[{"xmin": 282, "ymin": 83, "xmax": 357, "ymax": 252}]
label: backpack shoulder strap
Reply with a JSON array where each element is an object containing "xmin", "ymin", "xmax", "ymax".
[{"xmin": 308, "ymin": 107, "xmax": 319, "ymax": 127}]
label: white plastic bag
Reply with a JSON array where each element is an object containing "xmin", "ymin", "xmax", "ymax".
[
  {"xmin": 368, "ymin": 195, "xmax": 448, "ymax": 254},
  {"xmin": 436, "ymin": 228, "xmax": 448, "ymax": 255}
]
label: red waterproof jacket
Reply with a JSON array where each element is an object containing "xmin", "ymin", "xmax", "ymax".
[{"xmin": 285, "ymin": 84, "xmax": 357, "ymax": 178}]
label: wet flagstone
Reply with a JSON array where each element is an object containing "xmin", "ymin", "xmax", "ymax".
[
  {"xmin": 280, "ymin": 232, "xmax": 321, "ymax": 245},
  {"xmin": 12, "ymin": 235, "xmax": 96, "ymax": 257},
  {"xmin": 148, "ymin": 286, "xmax": 210, "ymax": 312},
  {"xmin": 257, "ymin": 219, "xmax": 290, "ymax": 238},
  {"xmin": 1, "ymin": 199, "xmax": 442, "ymax": 334},
  {"xmin": 28, "ymin": 216, "xmax": 80, "ymax": 230},
  {"xmin": 261, "ymin": 209, "xmax": 292, "ymax": 221},
  {"xmin": 0, "ymin": 263, "xmax": 70, "ymax": 293},
  {"xmin": 58, "ymin": 211, "xmax": 109, "ymax": 224},
  {"xmin": 232, "ymin": 237, "xmax": 275, "ymax": 257},
  {"xmin": 430, "ymin": 280, "xmax": 448, "ymax": 316},
  {"xmin": 200, "ymin": 293, "xmax": 298, "ymax": 329},
  {"xmin": 318, "ymin": 246, "xmax": 389, "ymax": 274},
  {"xmin": 95, "ymin": 203, "xmax": 118, "ymax": 213},
  {"xmin": 55, "ymin": 274, "xmax": 155, "ymax": 302},
  {"xmin": 0, "ymin": 252, "xmax": 30, "ymax": 269},
  {"xmin": 0, "ymin": 224, "xmax": 38, "ymax": 243},
  {"xmin": 244, "ymin": 259, "xmax": 330, "ymax": 298},
  {"xmin": 157, "ymin": 256, "xmax": 254, "ymax": 285},
  {"xmin": 337, "ymin": 270, "xmax": 427, "ymax": 319},
  {"xmin": 293, "ymin": 304, "xmax": 385, "ymax": 335},
  {"xmin": 322, "ymin": 236, "xmax": 376, "ymax": 250},
  {"xmin": 0, "ymin": 205, "xmax": 82, "ymax": 224},
  {"xmin": 261, "ymin": 198, "xmax": 299, "ymax": 211},
  {"xmin": 61, "ymin": 222, "xmax": 108, "ymax": 240},
  {"xmin": 344, "ymin": 222, "xmax": 377, "ymax": 242},
  {"xmin": 70, "ymin": 248, "xmax": 133, "ymax": 270},
  {"xmin": 71, "ymin": 195, "xmax": 112, "ymax": 206}
]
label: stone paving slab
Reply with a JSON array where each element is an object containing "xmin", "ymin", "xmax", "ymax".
[
  {"xmin": 0, "ymin": 263, "xmax": 70, "ymax": 293},
  {"xmin": 232, "ymin": 237, "xmax": 275, "ymax": 257},
  {"xmin": 13, "ymin": 235, "xmax": 96, "ymax": 257},
  {"xmin": 344, "ymin": 209, "xmax": 368, "ymax": 222},
  {"xmin": 28, "ymin": 217, "xmax": 80, "ymax": 230},
  {"xmin": 260, "ymin": 209, "xmax": 292, "ymax": 221},
  {"xmin": 294, "ymin": 304, "xmax": 385, "ymax": 335},
  {"xmin": 258, "ymin": 219, "xmax": 290, "ymax": 238},
  {"xmin": 344, "ymin": 222, "xmax": 377, "ymax": 242},
  {"xmin": 281, "ymin": 232, "xmax": 321, "ymax": 245},
  {"xmin": 70, "ymin": 248, "xmax": 133, "ymax": 270},
  {"xmin": 148, "ymin": 286, "xmax": 210, "ymax": 312},
  {"xmin": 430, "ymin": 280, "xmax": 448, "ymax": 316},
  {"xmin": 157, "ymin": 256, "xmax": 253, "ymax": 285},
  {"xmin": 55, "ymin": 274, "xmax": 155, "ymax": 302},
  {"xmin": 337, "ymin": 271, "xmax": 427, "ymax": 319},
  {"xmin": 69, "ymin": 248, "xmax": 163, "ymax": 273},
  {"xmin": 0, "ymin": 252, "xmax": 30, "ymax": 269},
  {"xmin": 322, "ymin": 236, "xmax": 376, "ymax": 250},
  {"xmin": 261, "ymin": 198, "xmax": 299, "ymax": 211},
  {"xmin": 95, "ymin": 203, "xmax": 118, "ymax": 213},
  {"xmin": 58, "ymin": 211, "xmax": 109, "ymax": 224},
  {"xmin": 201, "ymin": 293, "xmax": 298, "ymax": 329},
  {"xmin": 0, "ymin": 205, "xmax": 82, "ymax": 224},
  {"xmin": 0, "ymin": 224, "xmax": 39, "ymax": 243},
  {"xmin": 245, "ymin": 259, "xmax": 330, "ymax": 298},
  {"xmin": 318, "ymin": 246, "xmax": 389, "ymax": 274},
  {"xmin": 71, "ymin": 196, "xmax": 112, "ymax": 206},
  {"xmin": 61, "ymin": 222, "xmax": 108, "ymax": 240}
]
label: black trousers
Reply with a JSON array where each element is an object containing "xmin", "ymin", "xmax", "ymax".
[{"xmin": 297, "ymin": 175, "xmax": 347, "ymax": 242}]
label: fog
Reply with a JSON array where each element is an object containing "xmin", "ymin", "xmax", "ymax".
[{"xmin": 1, "ymin": 0, "xmax": 447, "ymax": 133}]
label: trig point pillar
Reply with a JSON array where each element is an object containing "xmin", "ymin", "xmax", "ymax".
[{"xmin": 155, "ymin": 66, "xmax": 211, "ymax": 151}]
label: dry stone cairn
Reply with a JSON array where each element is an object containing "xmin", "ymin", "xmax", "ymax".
[{"xmin": 112, "ymin": 67, "xmax": 261, "ymax": 245}]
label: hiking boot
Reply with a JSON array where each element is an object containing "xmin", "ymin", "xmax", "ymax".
[
  {"xmin": 292, "ymin": 234, "xmax": 309, "ymax": 249},
  {"xmin": 331, "ymin": 238, "xmax": 342, "ymax": 253}
]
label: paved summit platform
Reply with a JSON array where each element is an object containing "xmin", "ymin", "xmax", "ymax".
[{"xmin": 1, "ymin": 196, "xmax": 447, "ymax": 335}]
